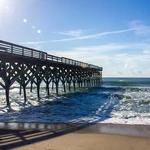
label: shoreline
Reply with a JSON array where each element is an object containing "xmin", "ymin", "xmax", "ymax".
[
  {"xmin": 0, "ymin": 123, "xmax": 150, "ymax": 150},
  {"xmin": 80, "ymin": 123, "xmax": 150, "ymax": 138},
  {"xmin": 0, "ymin": 122, "xmax": 150, "ymax": 137}
]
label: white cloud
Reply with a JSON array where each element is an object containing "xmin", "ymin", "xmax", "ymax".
[
  {"xmin": 72, "ymin": 43, "xmax": 147, "ymax": 52},
  {"xmin": 22, "ymin": 28, "xmax": 136, "ymax": 45},
  {"xmin": 21, "ymin": 40, "xmax": 46, "ymax": 45},
  {"xmin": 143, "ymin": 49, "xmax": 150, "ymax": 54},
  {"xmin": 48, "ymin": 42, "xmax": 150, "ymax": 77},
  {"xmin": 52, "ymin": 28, "xmax": 136, "ymax": 42},
  {"xmin": 51, "ymin": 20, "xmax": 150, "ymax": 42},
  {"xmin": 56, "ymin": 29, "xmax": 84, "ymax": 37},
  {"xmin": 129, "ymin": 20, "xmax": 150, "ymax": 36},
  {"xmin": 22, "ymin": 21, "xmax": 150, "ymax": 45}
]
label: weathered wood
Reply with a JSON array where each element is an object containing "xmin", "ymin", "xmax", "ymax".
[
  {"xmin": 5, "ymin": 87, "xmax": 10, "ymax": 108},
  {"xmin": 63, "ymin": 82, "xmax": 66, "ymax": 93},
  {"xmin": 73, "ymin": 81, "xmax": 76, "ymax": 91},
  {"xmin": 30, "ymin": 81, "xmax": 33, "ymax": 92},
  {"xmin": 37, "ymin": 83, "xmax": 40, "ymax": 99},
  {"xmin": 52, "ymin": 82, "xmax": 54, "ymax": 90},
  {"xmin": 19, "ymin": 85, "xmax": 22, "ymax": 95},
  {"xmin": 55, "ymin": 82, "xmax": 59, "ymax": 95},
  {"xmin": 23, "ymin": 85, "xmax": 27, "ymax": 104},
  {"xmin": 68, "ymin": 82, "xmax": 71, "ymax": 92},
  {"xmin": 46, "ymin": 81, "xmax": 50, "ymax": 96}
]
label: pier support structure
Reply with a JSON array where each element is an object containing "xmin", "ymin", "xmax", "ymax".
[{"xmin": 0, "ymin": 40, "xmax": 103, "ymax": 108}]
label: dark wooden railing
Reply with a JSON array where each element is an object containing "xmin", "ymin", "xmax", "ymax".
[{"xmin": 0, "ymin": 40, "xmax": 102, "ymax": 71}]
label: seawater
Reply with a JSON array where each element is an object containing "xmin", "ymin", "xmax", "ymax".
[{"xmin": 0, "ymin": 78, "xmax": 150, "ymax": 125}]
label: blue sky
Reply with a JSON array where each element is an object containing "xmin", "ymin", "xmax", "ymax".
[{"xmin": 0, "ymin": 0, "xmax": 150, "ymax": 77}]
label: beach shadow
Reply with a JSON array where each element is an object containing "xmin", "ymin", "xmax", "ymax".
[{"xmin": 0, "ymin": 122, "xmax": 89, "ymax": 150}]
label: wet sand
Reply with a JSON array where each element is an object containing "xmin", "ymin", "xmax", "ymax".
[{"xmin": 0, "ymin": 123, "xmax": 150, "ymax": 150}]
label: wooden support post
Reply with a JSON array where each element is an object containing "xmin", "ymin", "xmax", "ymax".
[
  {"xmin": 37, "ymin": 83, "xmax": 40, "ymax": 99},
  {"xmin": 55, "ymin": 82, "xmax": 59, "ymax": 96},
  {"xmin": 90, "ymin": 80, "xmax": 92, "ymax": 87},
  {"xmin": 87, "ymin": 80, "xmax": 89, "ymax": 88},
  {"xmin": 98, "ymin": 79, "xmax": 100, "ymax": 87},
  {"xmin": 96, "ymin": 79, "xmax": 98, "ymax": 87},
  {"xmin": 23, "ymin": 85, "xmax": 27, "ymax": 104},
  {"xmin": 92, "ymin": 78, "xmax": 93, "ymax": 87},
  {"xmin": 97, "ymin": 79, "xmax": 99, "ymax": 87},
  {"xmin": 91, "ymin": 80, "xmax": 92, "ymax": 87},
  {"xmin": 19, "ymin": 85, "xmax": 22, "ymax": 95},
  {"xmin": 91, "ymin": 79, "xmax": 93, "ymax": 87},
  {"xmin": 84, "ymin": 80, "xmax": 86, "ymax": 87},
  {"xmin": 68, "ymin": 82, "xmax": 71, "ymax": 91},
  {"xmin": 63, "ymin": 82, "xmax": 66, "ymax": 93},
  {"xmin": 96, "ymin": 79, "xmax": 100, "ymax": 87},
  {"xmin": 94, "ymin": 79, "xmax": 96, "ymax": 87},
  {"xmin": 30, "ymin": 81, "xmax": 33, "ymax": 92},
  {"xmin": 95, "ymin": 79, "xmax": 97, "ymax": 87},
  {"xmin": 5, "ymin": 87, "xmax": 10, "ymax": 109},
  {"xmin": 89, "ymin": 80, "xmax": 91, "ymax": 87},
  {"xmin": 80, "ymin": 81, "xmax": 83, "ymax": 87},
  {"xmin": 78, "ymin": 81, "xmax": 80, "ymax": 88},
  {"xmin": 73, "ymin": 81, "xmax": 76, "ymax": 91},
  {"xmin": 46, "ymin": 82, "xmax": 50, "ymax": 96},
  {"xmin": 52, "ymin": 81, "xmax": 54, "ymax": 90},
  {"xmin": 92, "ymin": 79, "xmax": 94, "ymax": 87}
]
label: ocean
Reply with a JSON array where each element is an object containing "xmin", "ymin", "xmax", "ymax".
[{"xmin": 0, "ymin": 77, "xmax": 150, "ymax": 125}]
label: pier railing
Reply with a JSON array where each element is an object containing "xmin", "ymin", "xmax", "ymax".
[{"xmin": 0, "ymin": 40, "xmax": 102, "ymax": 71}]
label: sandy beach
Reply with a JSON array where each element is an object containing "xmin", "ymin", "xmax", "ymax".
[
  {"xmin": 0, "ymin": 123, "xmax": 150, "ymax": 150},
  {"xmin": 15, "ymin": 133, "xmax": 150, "ymax": 150}
]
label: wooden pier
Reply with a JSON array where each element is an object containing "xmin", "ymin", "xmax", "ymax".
[{"xmin": 0, "ymin": 40, "xmax": 103, "ymax": 108}]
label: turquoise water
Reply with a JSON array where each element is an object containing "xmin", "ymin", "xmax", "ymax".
[{"xmin": 0, "ymin": 78, "xmax": 150, "ymax": 124}]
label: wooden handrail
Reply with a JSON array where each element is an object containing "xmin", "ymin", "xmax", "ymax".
[{"xmin": 0, "ymin": 40, "xmax": 102, "ymax": 71}]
